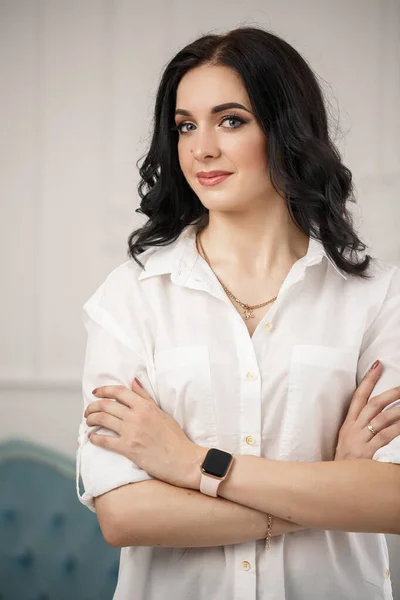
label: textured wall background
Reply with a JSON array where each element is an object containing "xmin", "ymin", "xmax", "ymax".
[{"xmin": 1, "ymin": 0, "xmax": 399, "ymax": 595}]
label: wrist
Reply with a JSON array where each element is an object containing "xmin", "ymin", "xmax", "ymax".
[{"xmin": 186, "ymin": 444, "xmax": 210, "ymax": 490}]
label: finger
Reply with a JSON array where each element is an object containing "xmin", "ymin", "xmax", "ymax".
[
  {"xmin": 85, "ymin": 399, "xmax": 129, "ymax": 420},
  {"xmin": 366, "ymin": 421, "xmax": 400, "ymax": 455},
  {"xmin": 92, "ymin": 385, "xmax": 135, "ymax": 408},
  {"xmin": 345, "ymin": 360, "xmax": 382, "ymax": 422},
  {"xmin": 89, "ymin": 431, "xmax": 121, "ymax": 451},
  {"xmin": 359, "ymin": 405, "xmax": 400, "ymax": 442},
  {"xmin": 358, "ymin": 386, "xmax": 400, "ymax": 429},
  {"xmin": 131, "ymin": 378, "xmax": 157, "ymax": 403},
  {"xmin": 373, "ymin": 406, "xmax": 400, "ymax": 430},
  {"xmin": 86, "ymin": 412, "xmax": 123, "ymax": 435}
]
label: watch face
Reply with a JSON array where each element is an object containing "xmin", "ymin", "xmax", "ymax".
[{"xmin": 201, "ymin": 448, "xmax": 233, "ymax": 478}]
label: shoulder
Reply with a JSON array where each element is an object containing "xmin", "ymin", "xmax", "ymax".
[
  {"xmin": 357, "ymin": 258, "xmax": 400, "ymax": 299},
  {"xmin": 83, "ymin": 257, "xmax": 146, "ymax": 318},
  {"xmin": 101, "ymin": 258, "xmax": 145, "ymax": 289},
  {"xmin": 82, "ymin": 258, "xmax": 149, "ymax": 354},
  {"xmin": 344, "ymin": 258, "xmax": 400, "ymax": 331}
]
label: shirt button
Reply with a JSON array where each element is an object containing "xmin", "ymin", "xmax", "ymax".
[
  {"xmin": 241, "ymin": 560, "xmax": 251, "ymax": 571},
  {"xmin": 246, "ymin": 372, "xmax": 256, "ymax": 380},
  {"xmin": 264, "ymin": 321, "xmax": 273, "ymax": 330},
  {"xmin": 386, "ymin": 568, "xmax": 390, "ymax": 579},
  {"xmin": 245, "ymin": 435, "xmax": 255, "ymax": 445}
]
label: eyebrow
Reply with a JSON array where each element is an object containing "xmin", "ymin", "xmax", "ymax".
[{"xmin": 175, "ymin": 102, "xmax": 252, "ymax": 117}]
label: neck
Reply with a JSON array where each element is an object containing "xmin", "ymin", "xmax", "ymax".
[{"xmin": 197, "ymin": 208, "xmax": 309, "ymax": 279}]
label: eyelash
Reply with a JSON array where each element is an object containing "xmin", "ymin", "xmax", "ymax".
[{"xmin": 172, "ymin": 114, "xmax": 246, "ymax": 135}]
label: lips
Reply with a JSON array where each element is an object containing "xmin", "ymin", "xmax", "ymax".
[
  {"xmin": 197, "ymin": 173, "xmax": 232, "ymax": 186},
  {"xmin": 196, "ymin": 171, "xmax": 232, "ymax": 178}
]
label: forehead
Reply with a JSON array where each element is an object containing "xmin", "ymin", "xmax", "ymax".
[{"xmin": 176, "ymin": 65, "xmax": 249, "ymax": 108}]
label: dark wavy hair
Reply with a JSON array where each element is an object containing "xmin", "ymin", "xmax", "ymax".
[{"xmin": 128, "ymin": 25, "xmax": 371, "ymax": 277}]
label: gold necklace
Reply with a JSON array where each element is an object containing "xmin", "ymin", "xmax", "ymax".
[{"xmin": 196, "ymin": 231, "xmax": 277, "ymax": 321}]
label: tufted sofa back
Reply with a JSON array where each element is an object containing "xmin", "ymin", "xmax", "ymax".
[{"xmin": 0, "ymin": 439, "xmax": 120, "ymax": 600}]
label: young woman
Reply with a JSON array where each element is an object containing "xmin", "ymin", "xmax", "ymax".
[{"xmin": 76, "ymin": 26, "xmax": 400, "ymax": 600}]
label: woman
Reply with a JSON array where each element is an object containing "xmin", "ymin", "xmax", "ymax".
[{"xmin": 76, "ymin": 26, "xmax": 400, "ymax": 600}]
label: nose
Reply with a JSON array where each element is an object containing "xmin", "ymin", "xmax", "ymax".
[{"xmin": 190, "ymin": 128, "xmax": 221, "ymax": 160}]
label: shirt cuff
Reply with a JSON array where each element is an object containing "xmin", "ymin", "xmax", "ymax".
[{"xmin": 76, "ymin": 436, "xmax": 154, "ymax": 513}]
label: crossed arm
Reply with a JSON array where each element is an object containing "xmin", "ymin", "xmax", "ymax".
[
  {"xmin": 94, "ymin": 363, "xmax": 400, "ymax": 548},
  {"xmin": 96, "ymin": 457, "xmax": 400, "ymax": 549},
  {"xmin": 95, "ymin": 477, "xmax": 301, "ymax": 548}
]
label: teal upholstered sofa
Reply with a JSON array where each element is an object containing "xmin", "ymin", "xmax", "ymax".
[{"xmin": 0, "ymin": 439, "xmax": 120, "ymax": 600}]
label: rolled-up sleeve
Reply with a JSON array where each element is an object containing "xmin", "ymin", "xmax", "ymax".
[
  {"xmin": 76, "ymin": 273, "xmax": 154, "ymax": 513},
  {"xmin": 356, "ymin": 265, "xmax": 400, "ymax": 464}
]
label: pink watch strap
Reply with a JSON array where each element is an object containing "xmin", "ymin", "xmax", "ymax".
[{"xmin": 200, "ymin": 473, "xmax": 222, "ymax": 497}]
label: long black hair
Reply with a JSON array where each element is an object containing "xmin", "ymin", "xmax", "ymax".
[{"xmin": 128, "ymin": 25, "xmax": 371, "ymax": 277}]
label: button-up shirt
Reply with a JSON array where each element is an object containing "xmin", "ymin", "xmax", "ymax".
[{"xmin": 76, "ymin": 223, "xmax": 400, "ymax": 600}]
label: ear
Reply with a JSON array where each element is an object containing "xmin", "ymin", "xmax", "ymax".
[{"xmin": 131, "ymin": 377, "xmax": 156, "ymax": 403}]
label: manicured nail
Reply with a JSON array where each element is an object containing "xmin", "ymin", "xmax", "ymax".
[
  {"xmin": 370, "ymin": 360, "xmax": 380, "ymax": 370},
  {"xmin": 134, "ymin": 378, "xmax": 143, "ymax": 388},
  {"xmin": 92, "ymin": 388, "xmax": 98, "ymax": 394}
]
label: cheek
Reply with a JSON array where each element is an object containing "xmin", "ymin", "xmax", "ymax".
[
  {"xmin": 236, "ymin": 136, "xmax": 268, "ymax": 171},
  {"xmin": 177, "ymin": 143, "xmax": 190, "ymax": 175}
]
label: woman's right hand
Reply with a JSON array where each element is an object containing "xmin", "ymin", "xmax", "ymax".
[{"xmin": 335, "ymin": 360, "xmax": 400, "ymax": 460}]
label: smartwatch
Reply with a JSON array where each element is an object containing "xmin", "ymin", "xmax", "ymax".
[{"xmin": 200, "ymin": 448, "xmax": 234, "ymax": 497}]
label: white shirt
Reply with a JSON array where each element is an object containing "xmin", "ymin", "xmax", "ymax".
[{"xmin": 76, "ymin": 223, "xmax": 400, "ymax": 600}]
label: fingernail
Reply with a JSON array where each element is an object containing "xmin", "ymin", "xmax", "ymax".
[
  {"xmin": 370, "ymin": 360, "xmax": 380, "ymax": 370},
  {"xmin": 92, "ymin": 388, "xmax": 98, "ymax": 394},
  {"xmin": 134, "ymin": 378, "xmax": 143, "ymax": 388}
]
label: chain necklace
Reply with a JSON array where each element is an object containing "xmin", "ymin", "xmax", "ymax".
[{"xmin": 196, "ymin": 231, "xmax": 277, "ymax": 321}]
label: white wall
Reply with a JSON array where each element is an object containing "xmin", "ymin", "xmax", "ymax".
[{"xmin": 1, "ymin": 0, "xmax": 399, "ymax": 593}]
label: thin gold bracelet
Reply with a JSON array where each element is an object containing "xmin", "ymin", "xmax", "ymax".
[{"xmin": 265, "ymin": 513, "xmax": 273, "ymax": 550}]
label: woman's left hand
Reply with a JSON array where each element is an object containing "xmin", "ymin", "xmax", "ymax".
[{"xmin": 84, "ymin": 379, "xmax": 208, "ymax": 490}]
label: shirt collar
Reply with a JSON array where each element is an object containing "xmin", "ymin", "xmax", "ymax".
[
  {"xmin": 137, "ymin": 223, "xmax": 348, "ymax": 282},
  {"xmin": 305, "ymin": 237, "xmax": 348, "ymax": 280},
  {"xmin": 137, "ymin": 225, "xmax": 194, "ymax": 281}
]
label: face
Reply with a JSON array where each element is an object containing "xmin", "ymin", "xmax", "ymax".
[{"xmin": 174, "ymin": 64, "xmax": 276, "ymax": 215}]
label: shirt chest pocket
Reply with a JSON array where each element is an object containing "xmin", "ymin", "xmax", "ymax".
[
  {"xmin": 280, "ymin": 344, "xmax": 359, "ymax": 461},
  {"xmin": 154, "ymin": 344, "xmax": 218, "ymax": 445}
]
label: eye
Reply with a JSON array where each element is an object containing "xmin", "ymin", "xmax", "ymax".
[
  {"xmin": 176, "ymin": 122, "xmax": 195, "ymax": 134},
  {"xmin": 172, "ymin": 115, "xmax": 246, "ymax": 135}
]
